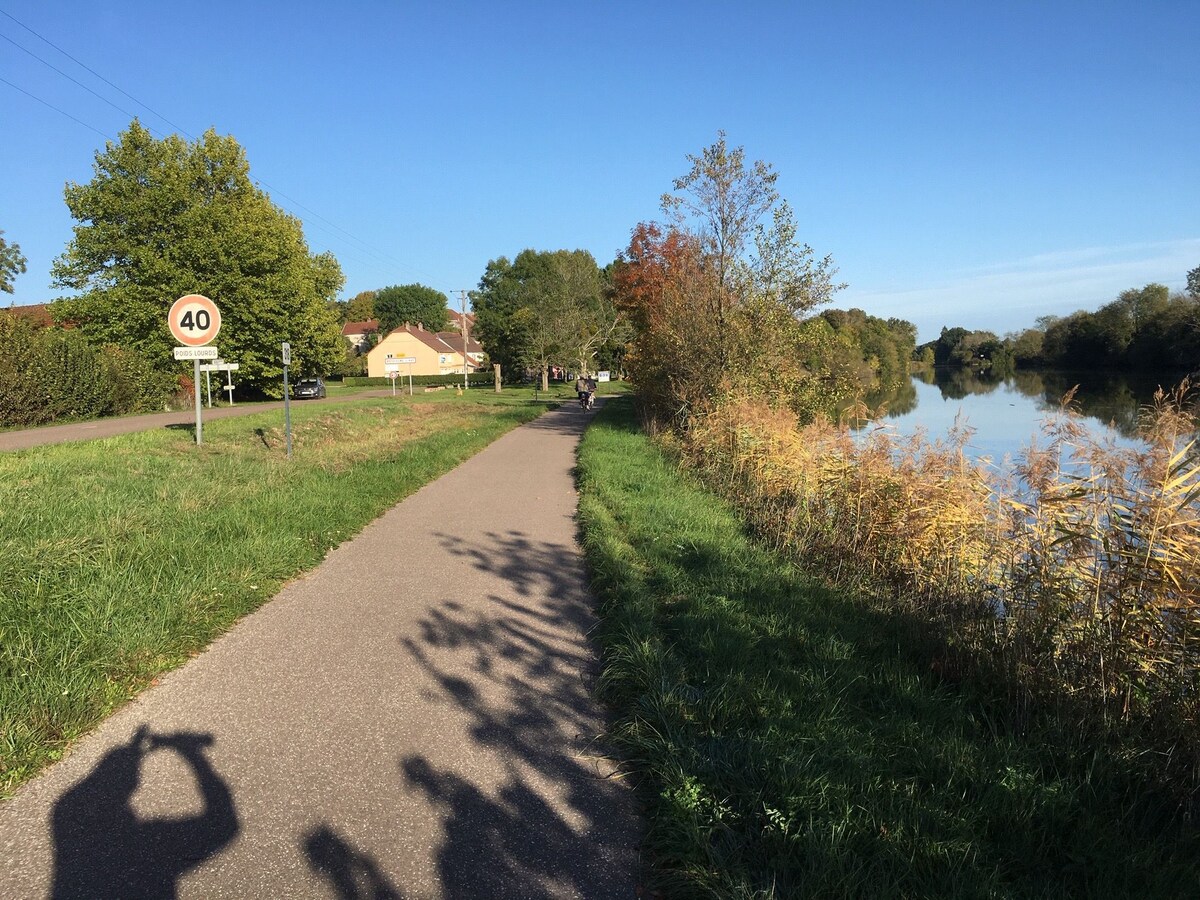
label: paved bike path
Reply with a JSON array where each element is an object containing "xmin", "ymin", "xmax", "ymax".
[{"xmin": 0, "ymin": 401, "xmax": 640, "ymax": 898}]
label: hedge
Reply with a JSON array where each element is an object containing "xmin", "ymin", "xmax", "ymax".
[{"xmin": 344, "ymin": 373, "xmax": 496, "ymax": 388}]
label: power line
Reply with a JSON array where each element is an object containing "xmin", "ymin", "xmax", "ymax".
[
  {"xmin": 0, "ymin": 31, "xmax": 162, "ymax": 136},
  {"xmin": 0, "ymin": 6, "xmax": 190, "ymax": 136},
  {"xmin": 0, "ymin": 75, "xmax": 110, "ymax": 139},
  {"xmin": 0, "ymin": 7, "xmax": 450, "ymax": 290}
]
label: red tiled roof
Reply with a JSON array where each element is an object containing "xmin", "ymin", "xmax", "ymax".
[
  {"xmin": 436, "ymin": 332, "xmax": 483, "ymax": 355},
  {"xmin": 341, "ymin": 319, "xmax": 379, "ymax": 336},
  {"xmin": 3, "ymin": 302, "xmax": 54, "ymax": 327},
  {"xmin": 384, "ymin": 323, "xmax": 458, "ymax": 354}
]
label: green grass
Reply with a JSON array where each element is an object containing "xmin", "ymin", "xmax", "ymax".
[
  {"xmin": 577, "ymin": 398, "xmax": 1200, "ymax": 899},
  {"xmin": 0, "ymin": 393, "xmax": 544, "ymax": 795}
]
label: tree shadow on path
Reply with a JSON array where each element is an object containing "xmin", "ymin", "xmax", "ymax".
[
  {"xmin": 304, "ymin": 824, "xmax": 405, "ymax": 900},
  {"xmin": 398, "ymin": 529, "xmax": 639, "ymax": 898}
]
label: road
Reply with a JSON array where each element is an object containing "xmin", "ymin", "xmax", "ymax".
[
  {"xmin": 0, "ymin": 390, "xmax": 394, "ymax": 451},
  {"xmin": 0, "ymin": 399, "xmax": 640, "ymax": 897}
]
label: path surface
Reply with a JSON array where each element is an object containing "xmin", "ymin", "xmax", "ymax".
[
  {"xmin": 0, "ymin": 401, "xmax": 640, "ymax": 898},
  {"xmin": 0, "ymin": 391, "xmax": 393, "ymax": 452}
]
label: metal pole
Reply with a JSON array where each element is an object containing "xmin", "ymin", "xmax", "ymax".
[
  {"xmin": 283, "ymin": 364, "xmax": 292, "ymax": 459},
  {"xmin": 205, "ymin": 369, "xmax": 212, "ymax": 408},
  {"xmin": 408, "ymin": 364, "xmax": 413, "ymax": 396},
  {"xmin": 193, "ymin": 358, "xmax": 203, "ymax": 445},
  {"xmin": 460, "ymin": 290, "xmax": 469, "ymax": 391},
  {"xmin": 226, "ymin": 368, "xmax": 234, "ymax": 406}
]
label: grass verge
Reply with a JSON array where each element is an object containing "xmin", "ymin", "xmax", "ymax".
[
  {"xmin": 0, "ymin": 393, "xmax": 543, "ymax": 796},
  {"xmin": 577, "ymin": 397, "xmax": 1200, "ymax": 898}
]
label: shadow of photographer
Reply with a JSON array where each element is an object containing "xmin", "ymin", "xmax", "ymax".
[{"xmin": 51, "ymin": 725, "xmax": 238, "ymax": 900}]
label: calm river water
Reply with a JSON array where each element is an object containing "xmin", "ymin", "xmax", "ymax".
[{"xmin": 865, "ymin": 368, "xmax": 1188, "ymax": 463}]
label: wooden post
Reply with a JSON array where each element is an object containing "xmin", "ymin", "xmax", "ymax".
[{"xmin": 493, "ymin": 363, "xmax": 502, "ymax": 393}]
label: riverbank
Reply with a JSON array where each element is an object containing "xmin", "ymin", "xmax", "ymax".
[{"xmin": 578, "ymin": 397, "xmax": 1200, "ymax": 897}]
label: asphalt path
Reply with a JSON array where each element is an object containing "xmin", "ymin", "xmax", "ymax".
[
  {"xmin": 0, "ymin": 390, "xmax": 396, "ymax": 452},
  {"xmin": 0, "ymin": 399, "xmax": 640, "ymax": 898}
]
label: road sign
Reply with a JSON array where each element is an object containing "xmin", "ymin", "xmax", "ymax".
[
  {"xmin": 168, "ymin": 294, "xmax": 221, "ymax": 346},
  {"xmin": 395, "ymin": 356, "xmax": 417, "ymax": 364},
  {"xmin": 385, "ymin": 363, "xmax": 401, "ymax": 372},
  {"xmin": 282, "ymin": 342, "xmax": 291, "ymax": 366},
  {"xmin": 174, "ymin": 346, "xmax": 219, "ymax": 360},
  {"xmin": 199, "ymin": 362, "xmax": 239, "ymax": 372}
]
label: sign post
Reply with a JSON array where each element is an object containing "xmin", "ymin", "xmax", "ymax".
[
  {"xmin": 199, "ymin": 360, "xmax": 239, "ymax": 408},
  {"xmin": 282, "ymin": 342, "xmax": 292, "ymax": 459},
  {"xmin": 393, "ymin": 356, "xmax": 416, "ymax": 396},
  {"xmin": 169, "ymin": 294, "xmax": 221, "ymax": 446}
]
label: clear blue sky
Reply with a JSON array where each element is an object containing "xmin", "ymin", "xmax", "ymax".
[{"xmin": 2, "ymin": 1, "xmax": 1197, "ymax": 342}]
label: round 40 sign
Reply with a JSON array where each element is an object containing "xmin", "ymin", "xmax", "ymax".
[{"xmin": 169, "ymin": 294, "xmax": 221, "ymax": 346}]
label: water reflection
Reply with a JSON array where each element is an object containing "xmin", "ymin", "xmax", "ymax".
[{"xmin": 859, "ymin": 368, "xmax": 1193, "ymax": 461}]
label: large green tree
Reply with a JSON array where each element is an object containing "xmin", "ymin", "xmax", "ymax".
[
  {"xmin": 471, "ymin": 249, "xmax": 620, "ymax": 388},
  {"xmin": 373, "ymin": 284, "xmax": 449, "ymax": 335},
  {"xmin": 51, "ymin": 120, "xmax": 344, "ymax": 392},
  {"xmin": 0, "ymin": 230, "xmax": 27, "ymax": 294}
]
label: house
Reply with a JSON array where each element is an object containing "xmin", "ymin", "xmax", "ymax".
[
  {"xmin": 2, "ymin": 302, "xmax": 55, "ymax": 328},
  {"xmin": 435, "ymin": 331, "xmax": 486, "ymax": 368},
  {"xmin": 341, "ymin": 319, "xmax": 379, "ymax": 354},
  {"xmin": 366, "ymin": 323, "xmax": 483, "ymax": 378},
  {"xmin": 447, "ymin": 309, "xmax": 475, "ymax": 333}
]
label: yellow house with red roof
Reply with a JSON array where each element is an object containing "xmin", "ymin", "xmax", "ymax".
[{"xmin": 366, "ymin": 323, "xmax": 481, "ymax": 378}]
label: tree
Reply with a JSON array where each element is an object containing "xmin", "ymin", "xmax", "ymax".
[
  {"xmin": 1188, "ymin": 264, "xmax": 1200, "ymax": 298},
  {"xmin": 373, "ymin": 284, "xmax": 449, "ymax": 335},
  {"xmin": 617, "ymin": 134, "xmax": 845, "ymax": 426},
  {"xmin": 51, "ymin": 120, "xmax": 344, "ymax": 393},
  {"xmin": 471, "ymin": 249, "xmax": 621, "ymax": 387},
  {"xmin": 343, "ymin": 290, "xmax": 377, "ymax": 323},
  {"xmin": 0, "ymin": 230, "xmax": 27, "ymax": 294}
]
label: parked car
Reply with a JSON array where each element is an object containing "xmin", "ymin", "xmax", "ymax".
[{"xmin": 293, "ymin": 377, "xmax": 326, "ymax": 399}]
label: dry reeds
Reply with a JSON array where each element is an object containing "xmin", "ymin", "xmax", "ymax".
[{"xmin": 677, "ymin": 382, "xmax": 1200, "ymax": 757}]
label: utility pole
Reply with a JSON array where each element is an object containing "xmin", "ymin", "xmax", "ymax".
[{"xmin": 460, "ymin": 290, "xmax": 469, "ymax": 392}]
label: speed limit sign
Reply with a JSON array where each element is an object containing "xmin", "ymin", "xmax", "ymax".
[{"xmin": 169, "ymin": 294, "xmax": 222, "ymax": 346}]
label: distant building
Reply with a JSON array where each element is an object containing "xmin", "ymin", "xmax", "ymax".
[
  {"xmin": 2, "ymin": 302, "xmax": 54, "ymax": 328},
  {"xmin": 366, "ymin": 323, "xmax": 483, "ymax": 378},
  {"xmin": 341, "ymin": 319, "xmax": 379, "ymax": 354}
]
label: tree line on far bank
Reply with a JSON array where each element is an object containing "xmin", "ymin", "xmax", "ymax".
[{"xmin": 921, "ymin": 275, "xmax": 1200, "ymax": 376}]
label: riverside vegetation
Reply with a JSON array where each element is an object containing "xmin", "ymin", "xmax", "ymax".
[
  {"xmin": 579, "ymin": 398, "xmax": 1200, "ymax": 897},
  {"xmin": 0, "ymin": 393, "xmax": 543, "ymax": 795},
  {"xmin": 598, "ymin": 134, "xmax": 1200, "ymax": 894}
]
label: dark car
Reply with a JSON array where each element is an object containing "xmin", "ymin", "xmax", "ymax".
[{"xmin": 293, "ymin": 377, "xmax": 326, "ymax": 399}]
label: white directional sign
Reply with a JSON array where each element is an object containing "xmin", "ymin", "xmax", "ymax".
[
  {"xmin": 174, "ymin": 346, "xmax": 219, "ymax": 360},
  {"xmin": 199, "ymin": 362, "xmax": 240, "ymax": 372},
  {"xmin": 168, "ymin": 294, "xmax": 221, "ymax": 346},
  {"xmin": 395, "ymin": 357, "xmax": 417, "ymax": 364}
]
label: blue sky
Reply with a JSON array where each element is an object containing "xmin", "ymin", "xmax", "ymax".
[{"xmin": 2, "ymin": 1, "xmax": 1196, "ymax": 341}]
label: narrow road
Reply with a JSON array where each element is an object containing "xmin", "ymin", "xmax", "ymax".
[
  {"xmin": 0, "ymin": 401, "xmax": 640, "ymax": 898},
  {"xmin": 0, "ymin": 390, "xmax": 394, "ymax": 452}
]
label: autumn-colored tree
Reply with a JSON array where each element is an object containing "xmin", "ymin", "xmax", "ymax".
[{"xmin": 614, "ymin": 134, "xmax": 845, "ymax": 428}]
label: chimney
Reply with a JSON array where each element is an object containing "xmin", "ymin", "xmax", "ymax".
[{"xmin": 417, "ymin": 322, "xmax": 423, "ymax": 331}]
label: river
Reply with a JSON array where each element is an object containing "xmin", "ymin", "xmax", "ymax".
[{"xmin": 862, "ymin": 368, "xmax": 1191, "ymax": 463}]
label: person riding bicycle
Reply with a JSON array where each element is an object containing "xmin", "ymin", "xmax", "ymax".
[
  {"xmin": 575, "ymin": 375, "xmax": 591, "ymax": 405},
  {"xmin": 585, "ymin": 375, "xmax": 597, "ymax": 408}
]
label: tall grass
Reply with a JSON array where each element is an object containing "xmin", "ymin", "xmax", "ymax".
[
  {"xmin": 677, "ymin": 382, "xmax": 1200, "ymax": 782},
  {"xmin": 579, "ymin": 398, "xmax": 1200, "ymax": 897},
  {"xmin": 0, "ymin": 395, "xmax": 543, "ymax": 795}
]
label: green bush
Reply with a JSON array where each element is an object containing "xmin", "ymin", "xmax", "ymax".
[
  {"xmin": 0, "ymin": 315, "xmax": 48, "ymax": 426},
  {"xmin": 0, "ymin": 315, "xmax": 176, "ymax": 426},
  {"xmin": 344, "ymin": 373, "xmax": 494, "ymax": 388}
]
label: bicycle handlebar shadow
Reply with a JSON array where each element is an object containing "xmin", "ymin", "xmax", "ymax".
[{"xmin": 50, "ymin": 725, "xmax": 238, "ymax": 900}]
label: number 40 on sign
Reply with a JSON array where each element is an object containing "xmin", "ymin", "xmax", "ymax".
[{"xmin": 169, "ymin": 294, "xmax": 222, "ymax": 347}]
